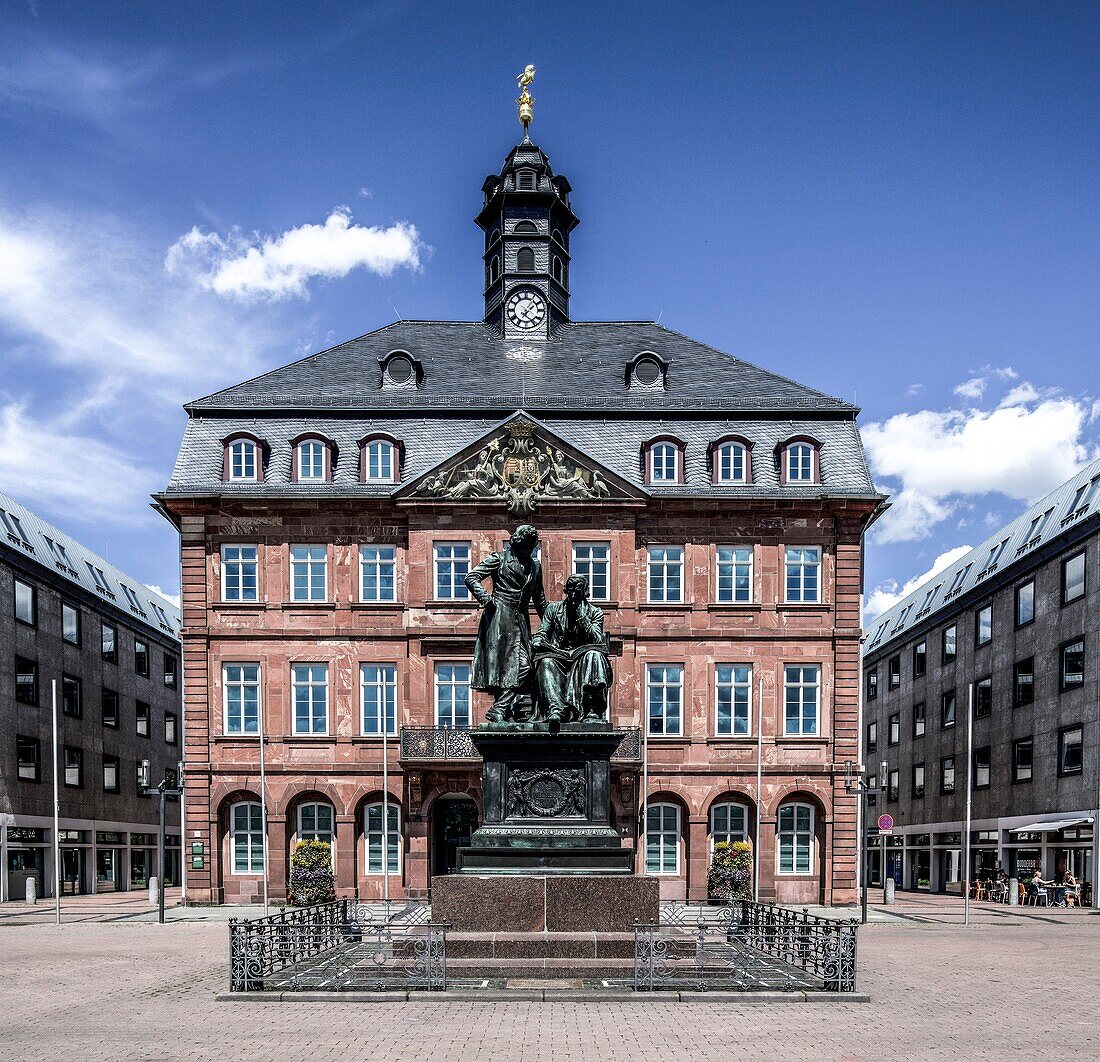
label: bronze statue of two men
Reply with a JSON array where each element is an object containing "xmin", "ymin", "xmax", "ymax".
[{"xmin": 465, "ymin": 524, "xmax": 612, "ymax": 731}]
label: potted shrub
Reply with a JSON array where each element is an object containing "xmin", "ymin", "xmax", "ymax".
[
  {"xmin": 707, "ymin": 840, "xmax": 754, "ymax": 904},
  {"xmin": 287, "ymin": 839, "xmax": 335, "ymax": 906}
]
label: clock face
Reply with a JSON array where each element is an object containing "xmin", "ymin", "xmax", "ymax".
[{"xmin": 505, "ymin": 290, "xmax": 547, "ymax": 331}]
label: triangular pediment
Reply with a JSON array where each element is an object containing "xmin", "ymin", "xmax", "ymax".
[{"xmin": 395, "ymin": 412, "xmax": 647, "ymax": 514}]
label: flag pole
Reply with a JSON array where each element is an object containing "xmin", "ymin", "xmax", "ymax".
[
  {"xmin": 51, "ymin": 679, "xmax": 61, "ymax": 925},
  {"xmin": 754, "ymin": 678, "xmax": 763, "ymax": 900},
  {"xmin": 963, "ymin": 683, "xmax": 974, "ymax": 928}
]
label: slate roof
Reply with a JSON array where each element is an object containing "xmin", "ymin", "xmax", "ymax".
[
  {"xmin": 185, "ymin": 321, "xmax": 859, "ymax": 415},
  {"xmin": 864, "ymin": 456, "xmax": 1100, "ymax": 656},
  {"xmin": 0, "ymin": 488, "xmax": 181, "ymax": 639}
]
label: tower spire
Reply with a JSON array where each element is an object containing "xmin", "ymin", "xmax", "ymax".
[{"xmin": 516, "ymin": 64, "xmax": 536, "ymax": 141}]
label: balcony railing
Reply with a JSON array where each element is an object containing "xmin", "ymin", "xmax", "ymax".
[{"xmin": 398, "ymin": 726, "xmax": 642, "ymax": 764}]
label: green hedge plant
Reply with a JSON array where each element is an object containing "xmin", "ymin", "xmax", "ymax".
[{"xmin": 288, "ymin": 839, "xmax": 335, "ymax": 906}]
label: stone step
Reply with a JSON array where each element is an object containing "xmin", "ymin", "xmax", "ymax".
[
  {"xmin": 447, "ymin": 931, "xmax": 634, "ymax": 959},
  {"xmin": 444, "ymin": 957, "xmax": 636, "ymax": 979}
]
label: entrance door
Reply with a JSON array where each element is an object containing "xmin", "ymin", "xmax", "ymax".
[
  {"xmin": 96, "ymin": 849, "xmax": 121, "ymax": 892},
  {"xmin": 431, "ymin": 797, "xmax": 479, "ymax": 875},
  {"xmin": 61, "ymin": 848, "xmax": 85, "ymax": 895}
]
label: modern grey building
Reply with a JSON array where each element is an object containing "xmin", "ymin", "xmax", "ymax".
[
  {"xmin": 862, "ymin": 459, "xmax": 1100, "ymax": 903},
  {"xmin": 0, "ymin": 490, "xmax": 182, "ymax": 901}
]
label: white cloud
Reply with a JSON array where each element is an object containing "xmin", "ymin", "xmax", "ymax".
[
  {"xmin": 954, "ymin": 377, "xmax": 986, "ymax": 399},
  {"xmin": 865, "ymin": 544, "xmax": 973, "ymax": 620},
  {"xmin": 864, "ymin": 396, "xmax": 1092, "ymax": 543},
  {"xmin": 906, "ymin": 383, "xmax": 925, "ymax": 396},
  {"xmin": 144, "ymin": 584, "xmax": 181, "ymax": 609},
  {"xmin": 167, "ymin": 207, "xmax": 425, "ymax": 302}
]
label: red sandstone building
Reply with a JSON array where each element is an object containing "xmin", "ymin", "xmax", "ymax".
[{"xmin": 157, "ymin": 131, "xmax": 883, "ymax": 906}]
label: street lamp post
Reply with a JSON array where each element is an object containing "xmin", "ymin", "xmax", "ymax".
[
  {"xmin": 146, "ymin": 776, "xmax": 184, "ymax": 924},
  {"xmin": 845, "ymin": 758, "xmax": 888, "ymax": 925}
]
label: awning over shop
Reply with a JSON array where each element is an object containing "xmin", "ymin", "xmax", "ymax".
[{"xmin": 1009, "ymin": 817, "xmax": 1094, "ymax": 834}]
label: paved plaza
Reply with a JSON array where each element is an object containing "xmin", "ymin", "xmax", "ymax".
[{"xmin": 0, "ymin": 894, "xmax": 1097, "ymax": 1061}]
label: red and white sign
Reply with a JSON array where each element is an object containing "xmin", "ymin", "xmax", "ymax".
[{"xmin": 877, "ymin": 814, "xmax": 894, "ymax": 834}]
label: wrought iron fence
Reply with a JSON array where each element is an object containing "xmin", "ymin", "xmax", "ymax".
[
  {"xmin": 229, "ymin": 899, "xmax": 447, "ymax": 992},
  {"xmin": 634, "ymin": 900, "xmax": 858, "ymax": 994},
  {"xmin": 398, "ymin": 725, "xmax": 642, "ymax": 763}
]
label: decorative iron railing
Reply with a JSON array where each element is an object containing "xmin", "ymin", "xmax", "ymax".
[
  {"xmin": 634, "ymin": 900, "xmax": 858, "ymax": 994},
  {"xmin": 229, "ymin": 899, "xmax": 446, "ymax": 992},
  {"xmin": 398, "ymin": 726, "xmax": 642, "ymax": 763}
]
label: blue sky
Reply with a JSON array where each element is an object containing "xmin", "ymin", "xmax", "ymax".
[{"xmin": 1, "ymin": 1, "xmax": 1097, "ymax": 610}]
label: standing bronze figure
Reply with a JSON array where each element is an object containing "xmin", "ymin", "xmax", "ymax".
[
  {"xmin": 466, "ymin": 524, "xmax": 547, "ymax": 722},
  {"xmin": 532, "ymin": 574, "xmax": 613, "ymax": 730}
]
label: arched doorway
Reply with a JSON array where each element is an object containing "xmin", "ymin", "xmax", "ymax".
[{"xmin": 430, "ymin": 796, "xmax": 479, "ymax": 876}]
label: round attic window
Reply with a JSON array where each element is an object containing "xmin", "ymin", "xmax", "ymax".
[
  {"xmin": 633, "ymin": 357, "xmax": 661, "ymax": 387},
  {"xmin": 386, "ymin": 355, "xmax": 414, "ymax": 385}
]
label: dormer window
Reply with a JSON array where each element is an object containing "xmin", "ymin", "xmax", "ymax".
[
  {"xmin": 712, "ymin": 438, "xmax": 751, "ymax": 484},
  {"xmin": 643, "ymin": 437, "xmax": 685, "ymax": 484},
  {"xmin": 379, "ymin": 350, "xmax": 423, "ymax": 390},
  {"xmin": 516, "ymin": 247, "xmax": 535, "ymax": 272},
  {"xmin": 516, "ymin": 169, "xmax": 536, "ymax": 190},
  {"xmin": 360, "ymin": 435, "xmax": 402, "ymax": 484},
  {"xmin": 223, "ymin": 434, "xmax": 264, "ymax": 482},
  {"xmin": 779, "ymin": 438, "xmax": 820, "ymax": 484},
  {"xmin": 514, "ymin": 220, "xmax": 537, "ymax": 233},
  {"xmin": 291, "ymin": 435, "xmax": 333, "ymax": 483},
  {"xmin": 626, "ymin": 351, "xmax": 670, "ymax": 390}
]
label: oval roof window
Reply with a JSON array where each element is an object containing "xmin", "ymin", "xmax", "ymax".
[
  {"xmin": 386, "ymin": 355, "xmax": 414, "ymax": 385},
  {"xmin": 633, "ymin": 357, "xmax": 661, "ymax": 387}
]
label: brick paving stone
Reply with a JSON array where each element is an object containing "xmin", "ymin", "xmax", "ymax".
[{"xmin": 0, "ymin": 908, "xmax": 1096, "ymax": 1061}]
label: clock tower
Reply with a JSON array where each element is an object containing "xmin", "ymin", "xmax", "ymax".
[{"xmin": 476, "ymin": 136, "xmax": 578, "ymax": 339}]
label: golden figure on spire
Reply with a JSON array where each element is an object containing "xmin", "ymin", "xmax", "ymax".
[{"xmin": 516, "ymin": 64, "xmax": 535, "ymax": 131}]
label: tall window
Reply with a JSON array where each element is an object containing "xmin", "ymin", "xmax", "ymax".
[
  {"xmin": 63, "ymin": 746, "xmax": 83, "ymax": 788},
  {"xmin": 297, "ymin": 440, "xmax": 326, "ymax": 481},
  {"xmin": 230, "ymin": 802, "xmax": 264, "ymax": 874},
  {"xmin": 710, "ymin": 802, "xmax": 748, "ymax": 848},
  {"xmin": 228, "ymin": 439, "xmax": 258, "ymax": 481},
  {"xmin": 102, "ymin": 621, "xmax": 118, "ymax": 662},
  {"xmin": 648, "ymin": 443, "xmax": 679, "ymax": 482},
  {"xmin": 292, "ymin": 664, "xmax": 328, "ymax": 735},
  {"xmin": 364, "ymin": 439, "xmax": 397, "ymax": 482},
  {"xmin": 912, "ymin": 641, "xmax": 926, "ymax": 678},
  {"xmin": 912, "ymin": 702, "xmax": 926, "ymax": 738},
  {"xmin": 361, "ymin": 664, "xmax": 398, "ymax": 735},
  {"xmin": 572, "ymin": 542, "xmax": 610, "ymax": 601},
  {"xmin": 435, "ymin": 663, "xmax": 471, "ymax": 729},
  {"xmin": 777, "ymin": 803, "xmax": 814, "ymax": 874},
  {"xmin": 941, "ymin": 689, "xmax": 956, "ymax": 728},
  {"xmin": 1061, "ymin": 638, "xmax": 1085, "ymax": 692},
  {"xmin": 103, "ymin": 755, "xmax": 120, "ymax": 793},
  {"xmin": 222, "ymin": 545, "xmax": 259, "ymax": 602},
  {"xmin": 1015, "ymin": 581, "xmax": 1035, "ymax": 627},
  {"xmin": 223, "ymin": 663, "xmax": 260, "ymax": 734},
  {"xmin": 715, "ymin": 664, "xmax": 751, "ymax": 736},
  {"xmin": 360, "ymin": 545, "xmax": 397, "ymax": 602},
  {"xmin": 888, "ymin": 713, "xmax": 900, "ymax": 745},
  {"xmin": 1013, "ymin": 738, "xmax": 1034, "ymax": 783},
  {"xmin": 941, "ymin": 756, "xmax": 956, "ymax": 794},
  {"xmin": 1013, "ymin": 658, "xmax": 1034, "ymax": 707},
  {"xmin": 784, "ymin": 547, "xmax": 821, "ymax": 603},
  {"xmin": 434, "ymin": 543, "xmax": 470, "ymax": 600},
  {"xmin": 14, "ymin": 579, "xmax": 36, "ymax": 625},
  {"xmin": 912, "ymin": 763, "xmax": 926, "ymax": 799},
  {"xmin": 647, "ymin": 546, "xmax": 683, "ymax": 603},
  {"xmin": 290, "ymin": 545, "xmax": 327, "ymax": 602},
  {"xmin": 15, "ymin": 657, "xmax": 37, "ymax": 705},
  {"xmin": 974, "ymin": 676, "xmax": 992, "ymax": 719},
  {"xmin": 17, "ymin": 736, "xmax": 40, "ymax": 782},
  {"xmin": 866, "ymin": 669, "xmax": 878, "ymax": 701},
  {"xmin": 136, "ymin": 700, "xmax": 150, "ymax": 736},
  {"xmin": 715, "ymin": 441, "xmax": 748, "ymax": 483},
  {"xmin": 783, "ymin": 665, "xmax": 819, "ymax": 736},
  {"xmin": 645, "ymin": 803, "xmax": 681, "ymax": 875},
  {"xmin": 941, "ymin": 624, "xmax": 957, "ymax": 664},
  {"xmin": 62, "ymin": 602, "xmax": 81, "ymax": 645},
  {"xmin": 298, "ymin": 803, "xmax": 335, "ymax": 855},
  {"xmin": 716, "ymin": 547, "xmax": 752, "ymax": 603},
  {"xmin": 1059, "ymin": 726, "xmax": 1083, "ymax": 775},
  {"xmin": 102, "ymin": 688, "xmax": 119, "ymax": 728},
  {"xmin": 62, "ymin": 675, "xmax": 82, "ymax": 718},
  {"xmin": 975, "ymin": 604, "xmax": 992, "ymax": 646},
  {"xmin": 973, "ymin": 747, "xmax": 991, "ymax": 788},
  {"xmin": 785, "ymin": 443, "xmax": 814, "ymax": 482},
  {"xmin": 364, "ymin": 803, "xmax": 401, "ymax": 874},
  {"xmin": 164, "ymin": 653, "xmax": 178, "ymax": 689},
  {"xmin": 888, "ymin": 769, "xmax": 899, "ymax": 802},
  {"xmin": 866, "ymin": 720, "xmax": 877, "ymax": 754},
  {"xmin": 134, "ymin": 639, "xmax": 149, "ymax": 677},
  {"xmin": 1062, "ymin": 552, "xmax": 1086, "ymax": 604},
  {"xmin": 165, "ymin": 712, "xmax": 178, "ymax": 745},
  {"xmin": 647, "ymin": 664, "xmax": 683, "ymax": 736}
]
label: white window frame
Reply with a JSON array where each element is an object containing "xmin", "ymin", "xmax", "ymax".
[
  {"xmin": 359, "ymin": 545, "xmax": 397, "ymax": 602},
  {"xmin": 221, "ymin": 544, "xmax": 259, "ymax": 603},
  {"xmin": 297, "ymin": 802, "xmax": 335, "ymax": 865},
  {"xmin": 783, "ymin": 664, "xmax": 820, "ymax": 736},
  {"xmin": 648, "ymin": 442, "xmax": 679, "ymax": 482},
  {"xmin": 784, "ymin": 546, "xmax": 821, "ymax": 603},
  {"xmin": 715, "ymin": 664, "xmax": 752, "ymax": 736},
  {"xmin": 297, "ymin": 440, "xmax": 326, "ymax": 481},
  {"xmin": 434, "ymin": 662, "xmax": 471, "ymax": 729},
  {"xmin": 230, "ymin": 801, "xmax": 265, "ymax": 875},
  {"xmin": 715, "ymin": 441, "xmax": 748, "ymax": 484},
  {"xmin": 710, "ymin": 802, "xmax": 749, "ymax": 849},
  {"xmin": 364, "ymin": 802, "xmax": 401, "ymax": 875},
  {"xmin": 646, "ymin": 664, "xmax": 683, "ymax": 736},
  {"xmin": 645, "ymin": 803, "xmax": 681, "ymax": 875},
  {"xmin": 223, "ymin": 663, "xmax": 261, "ymax": 735},
  {"xmin": 572, "ymin": 542, "xmax": 611, "ymax": 602},
  {"xmin": 290, "ymin": 545, "xmax": 328, "ymax": 603},
  {"xmin": 434, "ymin": 543, "xmax": 471, "ymax": 601},
  {"xmin": 777, "ymin": 802, "xmax": 814, "ymax": 875},
  {"xmin": 647, "ymin": 546, "xmax": 684, "ymax": 603},
  {"xmin": 785, "ymin": 442, "xmax": 815, "ymax": 482},
  {"xmin": 716, "ymin": 546, "xmax": 752, "ymax": 604},
  {"xmin": 360, "ymin": 663, "xmax": 398, "ymax": 735},
  {"xmin": 291, "ymin": 663, "xmax": 329, "ymax": 736},
  {"xmin": 228, "ymin": 439, "xmax": 258, "ymax": 481},
  {"xmin": 364, "ymin": 439, "xmax": 397, "ymax": 483}
]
